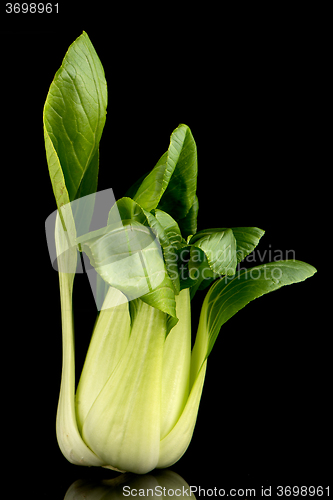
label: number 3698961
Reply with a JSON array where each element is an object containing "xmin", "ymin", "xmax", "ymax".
[{"xmin": 6, "ymin": 3, "xmax": 59, "ymax": 13}]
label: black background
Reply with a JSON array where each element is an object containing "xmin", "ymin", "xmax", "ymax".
[{"xmin": 2, "ymin": 5, "xmax": 330, "ymax": 498}]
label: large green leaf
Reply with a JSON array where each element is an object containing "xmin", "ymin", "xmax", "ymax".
[
  {"xmin": 190, "ymin": 228, "xmax": 238, "ymax": 276},
  {"xmin": 184, "ymin": 228, "xmax": 239, "ymax": 298},
  {"xmin": 231, "ymin": 227, "xmax": 265, "ymax": 262},
  {"xmin": 157, "ymin": 124, "xmax": 197, "ymax": 221},
  {"xmin": 43, "ymin": 31, "xmax": 107, "ymax": 216},
  {"xmin": 107, "ymin": 197, "xmax": 181, "ymax": 295},
  {"xmin": 187, "ymin": 227, "xmax": 265, "ymax": 288},
  {"xmin": 145, "ymin": 210, "xmax": 181, "ymax": 295},
  {"xmin": 191, "ymin": 260, "xmax": 317, "ymax": 381},
  {"xmin": 153, "ymin": 209, "xmax": 186, "ymax": 250},
  {"xmin": 131, "ymin": 125, "xmax": 197, "ymax": 223},
  {"xmin": 107, "ymin": 197, "xmax": 146, "ymax": 225},
  {"xmin": 80, "ymin": 219, "xmax": 177, "ymax": 318},
  {"xmin": 132, "ymin": 152, "xmax": 168, "ymax": 212},
  {"xmin": 177, "ymin": 246, "xmax": 214, "ymax": 297},
  {"xmin": 178, "ymin": 194, "xmax": 199, "ymax": 240}
]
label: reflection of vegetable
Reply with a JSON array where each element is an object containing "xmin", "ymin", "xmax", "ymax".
[
  {"xmin": 45, "ymin": 32, "xmax": 317, "ymax": 474},
  {"xmin": 65, "ymin": 470, "xmax": 196, "ymax": 499}
]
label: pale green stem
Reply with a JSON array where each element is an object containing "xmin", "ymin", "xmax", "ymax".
[{"xmin": 55, "ymin": 213, "xmax": 104, "ymax": 466}]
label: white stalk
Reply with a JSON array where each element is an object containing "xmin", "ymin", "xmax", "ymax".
[
  {"xmin": 81, "ymin": 300, "xmax": 166, "ymax": 474},
  {"xmin": 55, "ymin": 212, "xmax": 104, "ymax": 466},
  {"xmin": 75, "ymin": 287, "xmax": 131, "ymax": 433},
  {"xmin": 160, "ymin": 288, "xmax": 191, "ymax": 439}
]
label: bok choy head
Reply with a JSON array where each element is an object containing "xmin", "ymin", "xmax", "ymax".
[{"xmin": 44, "ymin": 32, "xmax": 317, "ymax": 474}]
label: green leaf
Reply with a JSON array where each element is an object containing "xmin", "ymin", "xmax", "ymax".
[
  {"xmin": 130, "ymin": 124, "xmax": 197, "ymax": 222},
  {"xmin": 107, "ymin": 198, "xmax": 181, "ymax": 296},
  {"xmin": 188, "ymin": 247, "xmax": 216, "ymax": 296},
  {"xmin": 132, "ymin": 152, "xmax": 168, "ymax": 212},
  {"xmin": 139, "ymin": 275, "xmax": 177, "ymax": 320},
  {"xmin": 190, "ymin": 228, "xmax": 238, "ymax": 276},
  {"xmin": 153, "ymin": 209, "xmax": 186, "ymax": 250},
  {"xmin": 145, "ymin": 210, "xmax": 181, "ymax": 295},
  {"xmin": 188, "ymin": 227, "xmax": 264, "ymax": 282},
  {"xmin": 157, "ymin": 124, "xmax": 197, "ymax": 221},
  {"xmin": 80, "ymin": 220, "xmax": 177, "ymax": 319},
  {"xmin": 231, "ymin": 227, "xmax": 265, "ymax": 262},
  {"xmin": 176, "ymin": 245, "xmax": 216, "ymax": 300},
  {"xmin": 107, "ymin": 197, "xmax": 147, "ymax": 225},
  {"xmin": 43, "ymin": 31, "xmax": 107, "ymax": 214},
  {"xmin": 191, "ymin": 260, "xmax": 317, "ymax": 382},
  {"xmin": 178, "ymin": 194, "xmax": 199, "ymax": 240}
]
